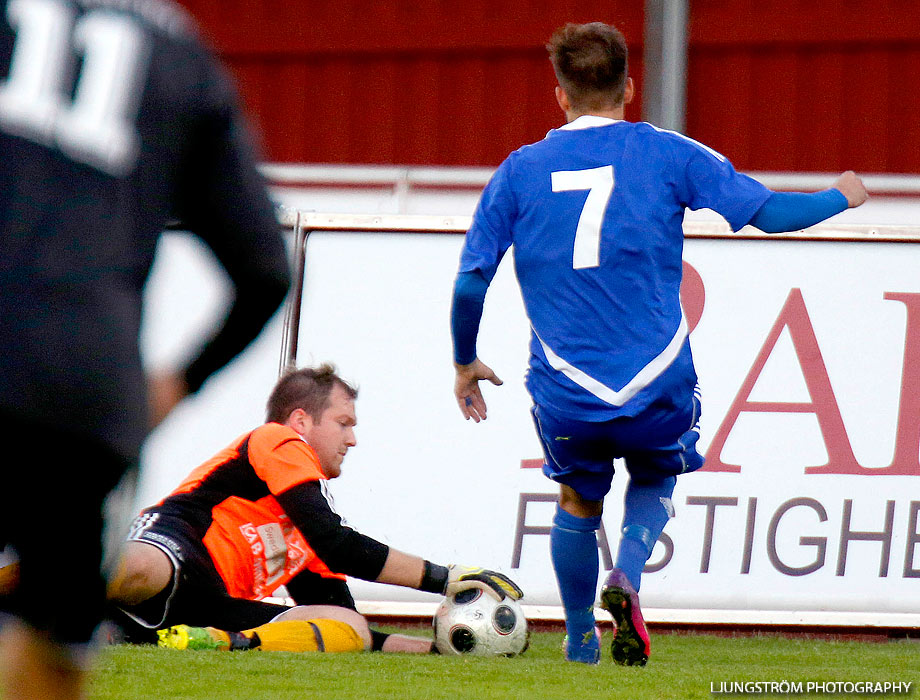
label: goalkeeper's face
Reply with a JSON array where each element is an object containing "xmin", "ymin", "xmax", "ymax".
[{"xmin": 304, "ymin": 383, "xmax": 357, "ymax": 479}]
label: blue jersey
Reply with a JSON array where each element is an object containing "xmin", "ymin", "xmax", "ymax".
[{"xmin": 458, "ymin": 116, "xmax": 770, "ymax": 421}]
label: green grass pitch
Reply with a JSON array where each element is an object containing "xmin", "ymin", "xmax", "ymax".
[{"xmin": 88, "ymin": 628, "xmax": 919, "ymax": 700}]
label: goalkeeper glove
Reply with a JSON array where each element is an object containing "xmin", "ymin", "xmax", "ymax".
[{"xmin": 444, "ymin": 565, "xmax": 523, "ymax": 601}]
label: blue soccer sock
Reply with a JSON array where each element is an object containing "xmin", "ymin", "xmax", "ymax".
[
  {"xmin": 550, "ymin": 506, "xmax": 602, "ymax": 656},
  {"xmin": 615, "ymin": 476, "xmax": 676, "ymax": 591}
]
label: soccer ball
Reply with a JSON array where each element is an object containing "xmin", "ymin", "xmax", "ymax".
[{"xmin": 433, "ymin": 587, "xmax": 529, "ymax": 657}]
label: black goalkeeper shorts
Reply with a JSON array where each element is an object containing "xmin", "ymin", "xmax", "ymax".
[{"xmin": 119, "ymin": 510, "xmax": 356, "ymax": 633}]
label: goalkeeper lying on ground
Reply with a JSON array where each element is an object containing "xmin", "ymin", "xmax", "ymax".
[{"xmin": 106, "ymin": 364, "xmax": 522, "ymax": 653}]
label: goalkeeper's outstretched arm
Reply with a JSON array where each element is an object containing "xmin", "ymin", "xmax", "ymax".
[{"xmin": 276, "ymin": 481, "xmax": 523, "ymax": 601}]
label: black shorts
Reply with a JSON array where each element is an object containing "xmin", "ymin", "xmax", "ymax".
[
  {"xmin": 119, "ymin": 509, "xmax": 355, "ymax": 633},
  {"xmin": 0, "ymin": 413, "xmax": 130, "ymax": 646}
]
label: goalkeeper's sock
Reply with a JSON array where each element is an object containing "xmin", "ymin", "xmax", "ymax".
[
  {"xmin": 615, "ymin": 476, "xmax": 676, "ymax": 591},
  {"xmin": 207, "ymin": 627, "xmax": 252, "ymax": 650},
  {"xmin": 161, "ymin": 620, "xmax": 366, "ymax": 653},
  {"xmin": 370, "ymin": 629, "xmax": 390, "ymax": 652},
  {"xmin": 241, "ymin": 619, "xmax": 365, "ymax": 653},
  {"xmin": 550, "ymin": 505, "xmax": 601, "ymax": 662}
]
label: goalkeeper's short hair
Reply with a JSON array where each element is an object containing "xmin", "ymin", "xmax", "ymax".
[{"xmin": 266, "ymin": 364, "xmax": 358, "ymax": 423}]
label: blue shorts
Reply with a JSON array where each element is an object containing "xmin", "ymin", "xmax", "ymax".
[{"xmin": 531, "ymin": 390, "xmax": 704, "ymax": 502}]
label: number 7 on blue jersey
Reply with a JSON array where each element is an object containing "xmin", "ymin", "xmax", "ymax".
[{"xmin": 551, "ymin": 165, "xmax": 615, "ymax": 269}]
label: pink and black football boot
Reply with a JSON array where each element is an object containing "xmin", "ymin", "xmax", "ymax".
[{"xmin": 599, "ymin": 568, "xmax": 650, "ymax": 666}]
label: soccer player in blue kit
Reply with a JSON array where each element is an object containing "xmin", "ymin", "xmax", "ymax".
[{"xmin": 450, "ymin": 21, "xmax": 867, "ymax": 665}]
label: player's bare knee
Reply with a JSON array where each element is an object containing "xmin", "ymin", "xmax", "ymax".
[
  {"xmin": 107, "ymin": 542, "xmax": 172, "ymax": 605},
  {"xmin": 338, "ymin": 609, "xmax": 372, "ymax": 649}
]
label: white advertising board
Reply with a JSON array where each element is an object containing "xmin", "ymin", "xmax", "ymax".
[{"xmin": 266, "ymin": 226, "xmax": 917, "ymax": 623}]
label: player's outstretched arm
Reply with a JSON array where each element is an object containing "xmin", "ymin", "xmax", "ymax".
[
  {"xmin": 747, "ymin": 171, "xmax": 868, "ymax": 233},
  {"xmin": 278, "ymin": 483, "xmax": 524, "ymax": 601},
  {"xmin": 454, "ymin": 358, "xmax": 503, "ymax": 422}
]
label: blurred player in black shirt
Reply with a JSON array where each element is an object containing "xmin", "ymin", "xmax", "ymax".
[{"xmin": 0, "ymin": 0, "xmax": 291, "ymax": 697}]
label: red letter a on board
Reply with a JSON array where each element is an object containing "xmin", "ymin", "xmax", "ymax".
[{"xmin": 704, "ymin": 288, "xmax": 861, "ymax": 474}]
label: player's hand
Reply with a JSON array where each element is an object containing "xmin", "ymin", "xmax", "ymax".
[
  {"xmin": 444, "ymin": 565, "xmax": 524, "ymax": 602},
  {"xmin": 454, "ymin": 358, "xmax": 502, "ymax": 422},
  {"xmin": 0, "ymin": 560, "xmax": 20, "ymax": 596},
  {"xmin": 147, "ymin": 370, "xmax": 189, "ymax": 428},
  {"xmin": 833, "ymin": 171, "xmax": 868, "ymax": 208}
]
